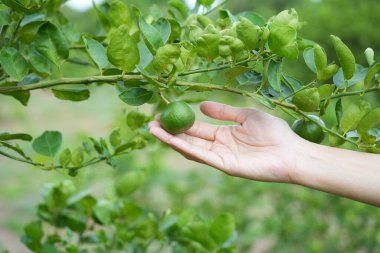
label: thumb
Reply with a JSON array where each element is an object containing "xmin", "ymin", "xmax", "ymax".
[{"xmin": 200, "ymin": 101, "xmax": 251, "ymax": 123}]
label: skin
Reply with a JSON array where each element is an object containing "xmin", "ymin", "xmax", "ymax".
[{"xmin": 149, "ymin": 101, "xmax": 380, "ymax": 207}]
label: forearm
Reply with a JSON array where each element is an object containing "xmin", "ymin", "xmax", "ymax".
[{"xmin": 293, "ymin": 141, "xmax": 380, "ymax": 206}]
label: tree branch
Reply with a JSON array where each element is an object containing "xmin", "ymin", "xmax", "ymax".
[
  {"xmin": 323, "ymin": 87, "xmax": 380, "ymax": 101},
  {"xmin": 0, "ymin": 75, "xmax": 144, "ymax": 92}
]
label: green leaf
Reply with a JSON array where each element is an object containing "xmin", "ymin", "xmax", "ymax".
[
  {"xmin": 1, "ymin": 0, "xmax": 29, "ymax": 12},
  {"xmin": 0, "ymin": 10, "xmax": 11, "ymax": 26},
  {"xmin": 0, "ymin": 132, "xmax": 32, "ymax": 142},
  {"xmin": 61, "ymin": 23, "xmax": 81, "ymax": 43},
  {"xmin": 59, "ymin": 148, "xmax": 71, "ymax": 168},
  {"xmin": 60, "ymin": 211, "xmax": 87, "ymax": 233},
  {"xmin": 168, "ymin": 0, "xmax": 188, "ymax": 19},
  {"xmin": 198, "ymin": 0, "xmax": 215, "ymax": 7},
  {"xmin": 237, "ymin": 11, "xmax": 266, "ymax": 27},
  {"xmin": 138, "ymin": 40, "xmax": 154, "ymax": 69},
  {"xmin": 107, "ymin": 25, "xmax": 140, "ymax": 72},
  {"xmin": 209, "ymin": 213, "xmax": 236, "ymax": 244},
  {"xmin": 83, "ymin": 36, "xmax": 110, "ymax": 70},
  {"xmin": 139, "ymin": 15, "xmax": 163, "ymax": 54},
  {"xmin": 119, "ymin": 87, "xmax": 153, "ymax": 106},
  {"xmin": 114, "ymin": 170, "xmax": 146, "ymax": 197},
  {"xmin": 282, "ymin": 74, "xmax": 302, "ymax": 92},
  {"xmin": 114, "ymin": 141, "xmax": 136, "ymax": 154},
  {"xmin": 29, "ymin": 45, "xmax": 52, "ymax": 75},
  {"xmin": 267, "ymin": 59, "xmax": 283, "ymax": 93},
  {"xmin": 71, "ymin": 147, "xmax": 84, "ymax": 167},
  {"xmin": 32, "ymin": 131, "xmax": 62, "ymax": 157},
  {"xmin": 357, "ymin": 108, "xmax": 380, "ymax": 137},
  {"xmin": 52, "ymin": 88, "xmax": 90, "ymax": 102},
  {"xmin": 23, "ymin": 220, "xmax": 43, "ymax": 242},
  {"xmin": 0, "ymin": 47, "xmax": 28, "ymax": 81},
  {"xmin": 127, "ymin": 110, "xmax": 148, "ymax": 129},
  {"xmin": 46, "ymin": 186, "xmax": 68, "ymax": 211},
  {"xmin": 341, "ymin": 100, "xmax": 372, "ymax": 134},
  {"xmin": 31, "ymin": 22, "xmax": 69, "ymax": 67},
  {"xmin": 109, "ymin": 129, "xmax": 121, "ymax": 148},
  {"xmin": 0, "ymin": 142, "xmax": 31, "ymax": 160},
  {"xmin": 303, "ymin": 47, "xmax": 317, "ymax": 73},
  {"xmin": 150, "ymin": 4, "xmax": 162, "ymax": 20},
  {"xmin": 364, "ymin": 63, "xmax": 380, "ymax": 90},
  {"xmin": 19, "ymin": 20, "xmax": 47, "ymax": 43},
  {"xmin": 182, "ymin": 222, "xmax": 216, "ymax": 250},
  {"xmin": 136, "ymin": 219, "xmax": 158, "ymax": 239},
  {"xmin": 153, "ymin": 18, "xmax": 171, "ymax": 45},
  {"xmin": 20, "ymin": 13, "xmax": 46, "ymax": 27},
  {"xmin": 93, "ymin": 1, "xmax": 111, "ymax": 31},
  {"xmin": 93, "ymin": 200, "xmax": 115, "ymax": 225},
  {"xmin": 333, "ymin": 64, "xmax": 368, "ymax": 89},
  {"xmin": 317, "ymin": 84, "xmax": 335, "ymax": 100},
  {"xmin": 41, "ymin": 23, "xmax": 69, "ymax": 60},
  {"xmin": 108, "ymin": 0, "xmax": 132, "ymax": 29},
  {"xmin": 119, "ymin": 202, "xmax": 143, "ymax": 221},
  {"xmin": 0, "ymin": 81, "xmax": 31, "ymax": 106},
  {"xmin": 225, "ymin": 66, "xmax": 251, "ymax": 85}
]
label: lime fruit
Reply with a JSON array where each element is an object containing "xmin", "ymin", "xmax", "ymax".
[
  {"xmin": 292, "ymin": 115, "xmax": 325, "ymax": 143},
  {"xmin": 292, "ymin": 88, "xmax": 320, "ymax": 112},
  {"xmin": 160, "ymin": 101, "xmax": 195, "ymax": 134}
]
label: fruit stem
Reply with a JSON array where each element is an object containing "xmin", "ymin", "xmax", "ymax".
[{"xmin": 159, "ymin": 92, "xmax": 170, "ymax": 104}]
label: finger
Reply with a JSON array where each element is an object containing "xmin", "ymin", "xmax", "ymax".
[
  {"xmin": 184, "ymin": 120, "xmax": 220, "ymax": 141},
  {"xmin": 149, "ymin": 120, "xmax": 213, "ymax": 150},
  {"xmin": 149, "ymin": 125, "xmax": 222, "ymax": 168},
  {"xmin": 150, "ymin": 118, "xmax": 219, "ymax": 141},
  {"xmin": 200, "ymin": 101, "xmax": 252, "ymax": 123}
]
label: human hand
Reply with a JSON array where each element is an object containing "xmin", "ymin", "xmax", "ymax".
[{"xmin": 149, "ymin": 101, "xmax": 306, "ymax": 183}]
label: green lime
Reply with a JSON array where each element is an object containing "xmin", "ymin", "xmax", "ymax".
[
  {"xmin": 328, "ymin": 126, "xmax": 345, "ymax": 147},
  {"xmin": 292, "ymin": 88, "xmax": 320, "ymax": 112},
  {"xmin": 292, "ymin": 115, "xmax": 325, "ymax": 144},
  {"xmin": 160, "ymin": 101, "xmax": 195, "ymax": 134}
]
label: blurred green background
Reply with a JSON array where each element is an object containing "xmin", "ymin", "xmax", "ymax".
[{"xmin": 1, "ymin": 0, "xmax": 380, "ymax": 252}]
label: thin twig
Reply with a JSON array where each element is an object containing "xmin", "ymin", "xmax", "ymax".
[
  {"xmin": 279, "ymin": 80, "xmax": 316, "ymax": 102},
  {"xmin": 322, "ymin": 87, "xmax": 380, "ymax": 101},
  {"xmin": 205, "ymin": 0, "xmax": 229, "ymax": 15}
]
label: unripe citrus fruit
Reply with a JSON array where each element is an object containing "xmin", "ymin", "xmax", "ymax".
[
  {"xmin": 292, "ymin": 88, "xmax": 320, "ymax": 112},
  {"xmin": 160, "ymin": 101, "xmax": 195, "ymax": 134},
  {"xmin": 292, "ymin": 115, "xmax": 325, "ymax": 143}
]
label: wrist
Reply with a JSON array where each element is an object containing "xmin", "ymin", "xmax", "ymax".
[
  {"xmin": 289, "ymin": 139, "xmax": 380, "ymax": 206},
  {"xmin": 290, "ymin": 139, "xmax": 328, "ymax": 186}
]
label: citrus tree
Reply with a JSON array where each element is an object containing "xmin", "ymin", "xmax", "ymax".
[{"xmin": 0, "ymin": 0, "xmax": 379, "ymax": 252}]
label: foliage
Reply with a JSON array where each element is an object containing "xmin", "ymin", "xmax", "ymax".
[
  {"xmin": 0, "ymin": 0, "xmax": 379, "ymax": 252},
  {"xmin": 20, "ymin": 180, "xmax": 238, "ymax": 253}
]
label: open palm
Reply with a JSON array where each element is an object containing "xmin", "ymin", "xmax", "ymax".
[{"xmin": 149, "ymin": 101, "xmax": 304, "ymax": 183}]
